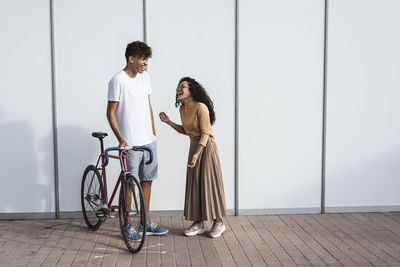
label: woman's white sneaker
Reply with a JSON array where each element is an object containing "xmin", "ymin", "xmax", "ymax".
[
  {"xmin": 209, "ymin": 219, "xmax": 225, "ymax": 238},
  {"xmin": 184, "ymin": 221, "xmax": 207, "ymax": 236}
]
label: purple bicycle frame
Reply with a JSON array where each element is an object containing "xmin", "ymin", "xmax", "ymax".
[{"xmin": 86, "ymin": 151, "xmax": 128, "ymax": 212}]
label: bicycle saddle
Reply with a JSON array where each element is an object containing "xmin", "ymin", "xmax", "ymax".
[{"xmin": 92, "ymin": 132, "xmax": 108, "ymax": 139}]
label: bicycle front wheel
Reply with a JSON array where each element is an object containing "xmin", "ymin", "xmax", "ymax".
[
  {"xmin": 81, "ymin": 165, "xmax": 104, "ymax": 230},
  {"xmin": 119, "ymin": 173, "xmax": 146, "ymax": 253}
]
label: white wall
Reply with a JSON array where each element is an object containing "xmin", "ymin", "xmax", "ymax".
[
  {"xmin": 147, "ymin": 0, "xmax": 236, "ymax": 212},
  {"xmin": 54, "ymin": 0, "xmax": 143, "ymax": 212},
  {"xmin": 325, "ymin": 0, "xmax": 400, "ymax": 210},
  {"xmin": 0, "ymin": 0, "xmax": 55, "ymax": 213},
  {"xmin": 238, "ymin": 0, "xmax": 325, "ymax": 212},
  {"xmin": 1, "ymin": 0, "xmax": 400, "ymax": 217}
]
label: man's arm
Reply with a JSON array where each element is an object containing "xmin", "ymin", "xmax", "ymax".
[
  {"xmin": 106, "ymin": 101, "xmax": 127, "ymax": 147},
  {"xmin": 148, "ymin": 95, "xmax": 156, "ymax": 136}
]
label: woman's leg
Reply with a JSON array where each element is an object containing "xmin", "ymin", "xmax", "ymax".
[
  {"xmin": 184, "ymin": 220, "xmax": 206, "ymax": 237},
  {"xmin": 209, "ymin": 217, "xmax": 226, "ymax": 238}
]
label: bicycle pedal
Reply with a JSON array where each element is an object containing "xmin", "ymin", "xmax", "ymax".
[
  {"xmin": 111, "ymin": 205, "xmax": 119, "ymax": 212},
  {"xmin": 96, "ymin": 204, "xmax": 108, "ymax": 212}
]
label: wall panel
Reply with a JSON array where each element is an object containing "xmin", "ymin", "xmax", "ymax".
[
  {"xmin": 326, "ymin": 0, "xmax": 400, "ymax": 210},
  {"xmin": 54, "ymin": 0, "xmax": 143, "ymax": 212},
  {"xmin": 238, "ymin": 0, "xmax": 325, "ymax": 212},
  {"xmin": 147, "ymin": 0, "xmax": 236, "ymax": 211},
  {"xmin": 0, "ymin": 0, "xmax": 55, "ymax": 214}
]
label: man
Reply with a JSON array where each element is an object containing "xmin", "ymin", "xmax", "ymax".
[{"xmin": 107, "ymin": 41, "xmax": 168, "ymax": 241}]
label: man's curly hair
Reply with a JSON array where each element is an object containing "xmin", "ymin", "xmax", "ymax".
[
  {"xmin": 125, "ymin": 41, "xmax": 152, "ymax": 62},
  {"xmin": 175, "ymin": 77, "xmax": 216, "ymax": 125}
]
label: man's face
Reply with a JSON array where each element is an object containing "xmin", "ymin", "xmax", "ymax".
[{"xmin": 130, "ymin": 56, "xmax": 148, "ymax": 74}]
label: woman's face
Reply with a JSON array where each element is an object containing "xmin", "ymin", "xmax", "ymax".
[{"xmin": 177, "ymin": 81, "xmax": 192, "ymax": 102}]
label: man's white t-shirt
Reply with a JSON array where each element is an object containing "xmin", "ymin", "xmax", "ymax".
[{"xmin": 108, "ymin": 70, "xmax": 156, "ymax": 146}]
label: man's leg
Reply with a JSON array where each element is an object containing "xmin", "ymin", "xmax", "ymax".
[
  {"xmin": 123, "ymin": 183, "xmax": 132, "ymax": 227},
  {"xmin": 140, "ymin": 180, "xmax": 152, "ymax": 224},
  {"xmin": 124, "ymin": 149, "xmax": 139, "ymax": 228},
  {"xmin": 139, "ymin": 141, "xmax": 168, "ymax": 235}
]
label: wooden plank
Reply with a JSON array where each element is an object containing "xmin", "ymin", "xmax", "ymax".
[
  {"xmin": 219, "ymin": 216, "xmax": 251, "ymax": 266},
  {"xmin": 301, "ymin": 214, "xmax": 372, "ymax": 266},
  {"xmin": 252, "ymin": 215, "xmax": 297, "ymax": 266},
  {"xmin": 55, "ymin": 219, "xmax": 87, "ymax": 266},
  {"xmin": 116, "ymin": 250, "xmax": 133, "ymax": 267},
  {"xmin": 312, "ymin": 214, "xmax": 386, "ymax": 266},
  {"xmin": 28, "ymin": 220, "xmax": 70, "ymax": 265},
  {"xmin": 144, "ymin": 216, "xmax": 162, "ymax": 266},
  {"xmin": 212, "ymin": 218, "xmax": 236, "ymax": 266},
  {"xmin": 0, "ymin": 213, "xmax": 400, "ymax": 267},
  {"xmin": 41, "ymin": 248, "xmax": 64, "ymax": 267},
  {"xmin": 257, "ymin": 216, "xmax": 305, "ymax": 266},
  {"xmin": 98, "ymin": 219, "xmax": 122, "ymax": 267},
  {"xmin": 28, "ymin": 244, "xmax": 53, "ymax": 265},
  {"xmin": 86, "ymin": 219, "xmax": 112, "ymax": 267},
  {"xmin": 71, "ymin": 223, "xmax": 100, "ymax": 266},
  {"xmin": 369, "ymin": 213, "xmax": 400, "ymax": 240},
  {"xmin": 171, "ymin": 216, "xmax": 190, "ymax": 267},
  {"xmin": 184, "ymin": 218, "xmax": 207, "ymax": 267},
  {"xmin": 271, "ymin": 215, "xmax": 327, "ymax": 266},
  {"xmin": 0, "ymin": 240, "xmax": 19, "ymax": 263},
  {"xmin": 226, "ymin": 216, "xmax": 266, "ymax": 266},
  {"xmin": 279, "ymin": 215, "xmax": 339, "ymax": 266},
  {"xmin": 341, "ymin": 213, "xmax": 400, "ymax": 264},
  {"xmin": 291, "ymin": 214, "xmax": 357, "ymax": 266},
  {"xmin": 160, "ymin": 216, "xmax": 176, "ymax": 266},
  {"xmin": 243, "ymin": 216, "xmax": 282, "ymax": 266},
  {"xmin": 42, "ymin": 219, "xmax": 77, "ymax": 266},
  {"xmin": 3, "ymin": 220, "xmax": 45, "ymax": 266},
  {"xmin": 193, "ymin": 220, "xmax": 222, "ymax": 267}
]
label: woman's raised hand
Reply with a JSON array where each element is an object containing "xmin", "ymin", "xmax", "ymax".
[{"xmin": 159, "ymin": 112, "xmax": 170, "ymax": 123}]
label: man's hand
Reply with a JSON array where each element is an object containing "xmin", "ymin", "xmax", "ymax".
[
  {"xmin": 119, "ymin": 139, "xmax": 128, "ymax": 147},
  {"xmin": 119, "ymin": 139, "xmax": 128, "ymax": 156},
  {"xmin": 159, "ymin": 112, "xmax": 170, "ymax": 123}
]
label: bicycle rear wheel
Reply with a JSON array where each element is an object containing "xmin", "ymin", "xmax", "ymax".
[
  {"xmin": 119, "ymin": 173, "xmax": 146, "ymax": 253},
  {"xmin": 81, "ymin": 165, "xmax": 104, "ymax": 230}
]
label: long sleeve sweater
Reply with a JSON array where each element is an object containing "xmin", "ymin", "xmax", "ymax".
[{"xmin": 178, "ymin": 101, "xmax": 215, "ymax": 146}]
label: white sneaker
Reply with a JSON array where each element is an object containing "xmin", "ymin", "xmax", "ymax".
[
  {"xmin": 209, "ymin": 219, "xmax": 226, "ymax": 238},
  {"xmin": 184, "ymin": 221, "xmax": 207, "ymax": 237}
]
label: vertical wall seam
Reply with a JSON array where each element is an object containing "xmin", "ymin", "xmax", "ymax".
[
  {"xmin": 143, "ymin": 0, "xmax": 147, "ymax": 43},
  {"xmin": 321, "ymin": 0, "xmax": 329, "ymax": 214},
  {"xmin": 50, "ymin": 0, "xmax": 60, "ymax": 219},
  {"xmin": 234, "ymin": 0, "xmax": 239, "ymax": 216}
]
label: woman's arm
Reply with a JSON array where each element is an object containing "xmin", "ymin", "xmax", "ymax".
[
  {"xmin": 159, "ymin": 112, "xmax": 187, "ymax": 135},
  {"xmin": 188, "ymin": 104, "xmax": 212, "ymax": 168},
  {"xmin": 188, "ymin": 144, "xmax": 205, "ymax": 168}
]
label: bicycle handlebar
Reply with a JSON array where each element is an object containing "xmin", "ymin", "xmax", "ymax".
[{"xmin": 102, "ymin": 146, "xmax": 153, "ymax": 167}]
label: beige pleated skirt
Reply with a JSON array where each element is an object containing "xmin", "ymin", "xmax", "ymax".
[{"xmin": 184, "ymin": 138, "xmax": 227, "ymax": 221}]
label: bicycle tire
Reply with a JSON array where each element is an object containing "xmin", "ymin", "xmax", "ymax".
[
  {"xmin": 81, "ymin": 165, "xmax": 104, "ymax": 230},
  {"xmin": 119, "ymin": 173, "xmax": 147, "ymax": 253}
]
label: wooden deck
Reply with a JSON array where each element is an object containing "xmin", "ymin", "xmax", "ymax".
[{"xmin": 1, "ymin": 213, "xmax": 400, "ymax": 266}]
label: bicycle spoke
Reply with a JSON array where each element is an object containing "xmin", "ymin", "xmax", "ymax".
[
  {"xmin": 119, "ymin": 174, "xmax": 146, "ymax": 253},
  {"xmin": 81, "ymin": 165, "xmax": 104, "ymax": 230}
]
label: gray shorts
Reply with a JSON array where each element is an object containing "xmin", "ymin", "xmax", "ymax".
[{"xmin": 126, "ymin": 141, "xmax": 158, "ymax": 182}]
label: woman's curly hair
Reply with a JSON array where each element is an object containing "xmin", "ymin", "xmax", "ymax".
[{"xmin": 175, "ymin": 77, "xmax": 216, "ymax": 125}]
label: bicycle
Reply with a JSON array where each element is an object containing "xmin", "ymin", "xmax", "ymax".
[{"xmin": 81, "ymin": 131, "xmax": 153, "ymax": 253}]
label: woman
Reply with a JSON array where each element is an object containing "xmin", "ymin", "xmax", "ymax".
[{"xmin": 159, "ymin": 77, "xmax": 227, "ymax": 238}]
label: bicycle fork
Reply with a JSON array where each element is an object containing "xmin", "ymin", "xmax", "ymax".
[{"xmin": 121, "ymin": 175, "xmax": 140, "ymax": 218}]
